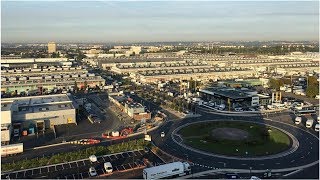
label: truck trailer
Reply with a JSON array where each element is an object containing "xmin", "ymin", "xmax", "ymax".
[
  {"xmin": 143, "ymin": 162, "xmax": 191, "ymax": 180},
  {"xmin": 1, "ymin": 143, "xmax": 23, "ymax": 157}
]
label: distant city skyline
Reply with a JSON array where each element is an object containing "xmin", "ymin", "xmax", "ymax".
[{"xmin": 2, "ymin": 1, "xmax": 319, "ymax": 43}]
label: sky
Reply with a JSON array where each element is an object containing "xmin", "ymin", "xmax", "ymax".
[{"xmin": 1, "ymin": 1, "xmax": 319, "ymax": 43}]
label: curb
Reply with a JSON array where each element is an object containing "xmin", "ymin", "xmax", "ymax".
[{"xmin": 171, "ymin": 119, "xmax": 300, "ymax": 160}]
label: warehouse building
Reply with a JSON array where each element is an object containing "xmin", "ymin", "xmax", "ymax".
[
  {"xmin": 1, "ymin": 66, "xmax": 105, "ymax": 95},
  {"xmin": 1, "ymin": 94, "xmax": 77, "ymax": 138},
  {"xmin": 1, "ymin": 101, "xmax": 13, "ymax": 145}
]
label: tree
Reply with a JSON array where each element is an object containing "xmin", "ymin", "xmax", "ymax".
[
  {"xmin": 268, "ymin": 78, "xmax": 283, "ymax": 90},
  {"xmin": 74, "ymin": 81, "xmax": 79, "ymax": 92},
  {"xmin": 306, "ymin": 85, "xmax": 319, "ymax": 98}
]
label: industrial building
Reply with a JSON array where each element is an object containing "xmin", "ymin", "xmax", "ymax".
[
  {"xmin": 109, "ymin": 95, "xmax": 151, "ymax": 121},
  {"xmin": 199, "ymin": 87, "xmax": 261, "ymax": 109},
  {"xmin": 1, "ymin": 58, "xmax": 71, "ymax": 68},
  {"xmin": 1, "ymin": 94, "xmax": 77, "ymax": 142},
  {"xmin": 1, "ymin": 66, "xmax": 105, "ymax": 95},
  {"xmin": 1, "ymin": 101, "xmax": 13, "ymax": 145}
]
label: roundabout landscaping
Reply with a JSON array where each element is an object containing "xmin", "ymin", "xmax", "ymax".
[{"xmin": 178, "ymin": 121, "xmax": 292, "ymax": 157}]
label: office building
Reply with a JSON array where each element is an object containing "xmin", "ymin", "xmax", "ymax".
[{"xmin": 48, "ymin": 42, "xmax": 57, "ymax": 53}]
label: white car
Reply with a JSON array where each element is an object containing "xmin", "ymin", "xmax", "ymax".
[
  {"xmin": 315, "ymin": 124, "xmax": 319, "ymax": 132},
  {"xmin": 89, "ymin": 155, "xmax": 97, "ymax": 163},
  {"xmin": 295, "ymin": 117, "xmax": 302, "ymax": 125},
  {"xmin": 161, "ymin": 132, "xmax": 165, "ymax": 138},
  {"xmin": 89, "ymin": 167, "xmax": 97, "ymax": 177},
  {"xmin": 104, "ymin": 162, "xmax": 113, "ymax": 173},
  {"xmin": 306, "ymin": 119, "xmax": 314, "ymax": 128}
]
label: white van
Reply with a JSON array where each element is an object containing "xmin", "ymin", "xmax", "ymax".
[
  {"xmin": 315, "ymin": 124, "xmax": 319, "ymax": 132},
  {"xmin": 104, "ymin": 162, "xmax": 113, "ymax": 173},
  {"xmin": 306, "ymin": 119, "xmax": 314, "ymax": 128},
  {"xmin": 295, "ymin": 117, "xmax": 302, "ymax": 125}
]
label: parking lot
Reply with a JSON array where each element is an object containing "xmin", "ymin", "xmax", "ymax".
[{"xmin": 1, "ymin": 149, "xmax": 159, "ymax": 179}]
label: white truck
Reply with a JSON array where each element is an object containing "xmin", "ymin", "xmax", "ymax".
[
  {"xmin": 306, "ymin": 119, "xmax": 314, "ymax": 128},
  {"xmin": 1, "ymin": 143, "xmax": 23, "ymax": 157},
  {"xmin": 143, "ymin": 162, "xmax": 191, "ymax": 180}
]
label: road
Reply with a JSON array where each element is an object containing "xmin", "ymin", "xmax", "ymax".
[{"xmin": 148, "ymin": 106, "xmax": 319, "ymax": 179}]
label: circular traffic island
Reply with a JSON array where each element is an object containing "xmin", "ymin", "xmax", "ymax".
[{"xmin": 178, "ymin": 121, "xmax": 292, "ymax": 157}]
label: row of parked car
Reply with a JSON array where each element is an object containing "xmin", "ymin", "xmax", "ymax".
[{"xmin": 294, "ymin": 116, "xmax": 319, "ymax": 131}]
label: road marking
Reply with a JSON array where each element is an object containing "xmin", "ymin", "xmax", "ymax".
[
  {"xmin": 31, "ymin": 170, "xmax": 34, "ymax": 176},
  {"xmin": 76, "ymin": 161, "xmax": 79, "ymax": 167},
  {"xmin": 134, "ymin": 162, "xmax": 139, "ymax": 167},
  {"xmin": 82, "ymin": 160, "xmax": 86, "ymax": 165},
  {"xmin": 291, "ymin": 160, "xmax": 295, "ymax": 163},
  {"xmin": 15, "ymin": 173, "xmax": 18, "ymax": 179},
  {"xmin": 307, "ymin": 151, "xmax": 310, "ymax": 155},
  {"xmin": 241, "ymin": 164, "xmax": 247, "ymax": 166},
  {"xmin": 24, "ymin": 171, "xmax": 26, "ymax": 177},
  {"xmin": 260, "ymin": 164, "xmax": 264, "ymax": 166},
  {"xmin": 102, "ymin": 157, "xmax": 106, "ymax": 161},
  {"xmin": 115, "ymin": 166, "xmax": 119, "ymax": 171},
  {"xmin": 137, "ymin": 150, "xmax": 143, "ymax": 155},
  {"xmin": 80, "ymin": 173, "xmax": 83, "ymax": 179},
  {"xmin": 122, "ymin": 165, "xmax": 125, "ymax": 170},
  {"xmin": 276, "ymin": 162, "xmax": 281, "ymax": 165},
  {"xmin": 128, "ymin": 163, "xmax": 132, "ymax": 169},
  {"xmin": 62, "ymin": 164, "xmax": 65, "ymax": 170},
  {"xmin": 301, "ymin": 156, "xmax": 304, "ymax": 159},
  {"xmin": 121, "ymin": 153, "xmax": 125, "ymax": 158},
  {"xmin": 39, "ymin": 168, "xmax": 41, "ymax": 174}
]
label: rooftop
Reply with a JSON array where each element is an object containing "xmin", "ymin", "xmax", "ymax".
[
  {"xmin": 200, "ymin": 87, "xmax": 256, "ymax": 99},
  {"xmin": 2, "ymin": 94, "xmax": 74, "ymax": 115}
]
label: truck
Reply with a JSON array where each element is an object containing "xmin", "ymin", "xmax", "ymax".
[
  {"xmin": 306, "ymin": 119, "xmax": 314, "ymax": 128},
  {"xmin": 1, "ymin": 143, "xmax": 23, "ymax": 157},
  {"xmin": 143, "ymin": 162, "xmax": 191, "ymax": 180}
]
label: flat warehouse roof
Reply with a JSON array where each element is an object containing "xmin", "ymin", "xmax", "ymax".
[{"xmin": 200, "ymin": 87, "xmax": 253, "ymax": 99}]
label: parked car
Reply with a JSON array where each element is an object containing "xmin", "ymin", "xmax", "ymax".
[
  {"xmin": 315, "ymin": 124, "xmax": 319, "ymax": 132},
  {"xmin": 104, "ymin": 162, "xmax": 113, "ymax": 173},
  {"xmin": 89, "ymin": 167, "xmax": 97, "ymax": 177},
  {"xmin": 161, "ymin": 132, "xmax": 165, "ymax": 138}
]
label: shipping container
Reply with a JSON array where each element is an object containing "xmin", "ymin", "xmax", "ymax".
[{"xmin": 1, "ymin": 143, "xmax": 24, "ymax": 157}]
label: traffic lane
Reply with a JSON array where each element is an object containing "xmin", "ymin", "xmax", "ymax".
[{"xmin": 152, "ymin": 118, "xmax": 319, "ymax": 171}]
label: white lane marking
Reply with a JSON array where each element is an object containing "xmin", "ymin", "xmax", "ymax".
[
  {"xmin": 241, "ymin": 164, "xmax": 247, "ymax": 166},
  {"xmin": 276, "ymin": 162, "xmax": 281, "ymax": 165},
  {"xmin": 76, "ymin": 161, "xmax": 79, "ymax": 167},
  {"xmin": 307, "ymin": 151, "xmax": 310, "ymax": 155},
  {"xmin": 301, "ymin": 156, "xmax": 304, "ymax": 159},
  {"xmin": 39, "ymin": 168, "xmax": 42, "ymax": 174},
  {"xmin": 291, "ymin": 160, "xmax": 295, "ymax": 163},
  {"xmin": 122, "ymin": 165, "xmax": 126, "ymax": 170},
  {"xmin": 260, "ymin": 164, "xmax": 264, "ymax": 166}
]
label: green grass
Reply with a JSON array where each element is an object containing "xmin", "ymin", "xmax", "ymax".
[
  {"xmin": 2, "ymin": 139, "xmax": 150, "ymax": 172},
  {"xmin": 180, "ymin": 121, "xmax": 291, "ymax": 156}
]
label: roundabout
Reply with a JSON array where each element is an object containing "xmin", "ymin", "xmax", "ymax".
[
  {"xmin": 150, "ymin": 112, "xmax": 319, "ymax": 177},
  {"xmin": 177, "ymin": 120, "xmax": 293, "ymax": 157}
]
